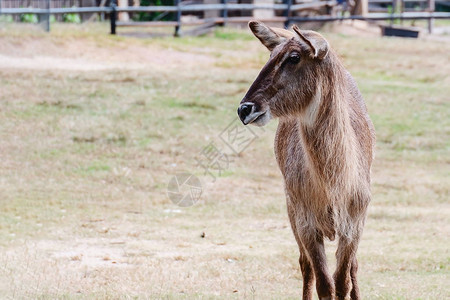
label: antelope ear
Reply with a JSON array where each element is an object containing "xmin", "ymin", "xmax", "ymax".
[
  {"xmin": 248, "ymin": 21, "xmax": 289, "ymax": 51},
  {"xmin": 292, "ymin": 25, "xmax": 329, "ymax": 60}
]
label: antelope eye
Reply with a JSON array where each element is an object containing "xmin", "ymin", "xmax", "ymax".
[{"xmin": 288, "ymin": 52, "xmax": 300, "ymax": 64}]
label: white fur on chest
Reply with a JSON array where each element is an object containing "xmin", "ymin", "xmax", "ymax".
[{"xmin": 301, "ymin": 84, "xmax": 322, "ymax": 127}]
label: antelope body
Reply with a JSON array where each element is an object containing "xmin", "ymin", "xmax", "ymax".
[{"xmin": 237, "ymin": 21, "xmax": 375, "ymax": 300}]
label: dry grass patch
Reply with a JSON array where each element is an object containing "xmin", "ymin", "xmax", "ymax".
[{"xmin": 0, "ymin": 24, "xmax": 448, "ymax": 299}]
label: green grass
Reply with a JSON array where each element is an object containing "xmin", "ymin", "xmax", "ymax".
[{"xmin": 0, "ymin": 24, "xmax": 448, "ymax": 299}]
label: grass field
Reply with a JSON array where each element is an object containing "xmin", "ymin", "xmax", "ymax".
[{"xmin": 0, "ymin": 23, "xmax": 449, "ymax": 299}]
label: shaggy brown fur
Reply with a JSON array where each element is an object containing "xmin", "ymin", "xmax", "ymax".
[{"xmin": 237, "ymin": 21, "xmax": 375, "ymax": 300}]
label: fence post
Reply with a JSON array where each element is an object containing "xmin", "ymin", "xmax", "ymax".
[
  {"xmin": 284, "ymin": 0, "xmax": 292, "ymax": 28},
  {"xmin": 390, "ymin": 0, "xmax": 395, "ymax": 25},
  {"xmin": 44, "ymin": 0, "xmax": 50, "ymax": 32},
  {"xmin": 221, "ymin": 0, "xmax": 228, "ymax": 27},
  {"xmin": 394, "ymin": 0, "xmax": 402, "ymax": 16},
  {"xmin": 174, "ymin": 0, "xmax": 181, "ymax": 37},
  {"xmin": 400, "ymin": 0, "xmax": 403, "ymax": 25},
  {"xmin": 110, "ymin": 0, "xmax": 117, "ymax": 35},
  {"xmin": 428, "ymin": 0, "xmax": 435, "ymax": 33}
]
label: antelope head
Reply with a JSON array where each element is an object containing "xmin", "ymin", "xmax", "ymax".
[{"xmin": 237, "ymin": 21, "xmax": 330, "ymax": 126}]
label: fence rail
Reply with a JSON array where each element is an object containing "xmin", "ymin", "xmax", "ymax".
[
  {"xmin": 0, "ymin": 2, "xmax": 339, "ymax": 13},
  {"xmin": 1, "ymin": 7, "xmax": 110, "ymax": 14},
  {"xmin": 291, "ymin": 11, "xmax": 450, "ymax": 20},
  {"xmin": 3, "ymin": 7, "xmax": 450, "ymax": 15}
]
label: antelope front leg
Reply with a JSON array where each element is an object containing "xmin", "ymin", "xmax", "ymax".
[
  {"xmin": 333, "ymin": 236, "xmax": 360, "ymax": 300},
  {"xmin": 287, "ymin": 202, "xmax": 315, "ymax": 300},
  {"xmin": 350, "ymin": 257, "xmax": 360, "ymax": 300},
  {"xmin": 300, "ymin": 231, "xmax": 335, "ymax": 300},
  {"xmin": 299, "ymin": 245, "xmax": 315, "ymax": 300}
]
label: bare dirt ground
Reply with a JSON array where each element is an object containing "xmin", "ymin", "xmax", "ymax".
[{"xmin": 0, "ymin": 23, "xmax": 449, "ymax": 299}]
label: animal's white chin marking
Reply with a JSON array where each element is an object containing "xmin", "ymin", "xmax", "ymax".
[{"xmin": 250, "ymin": 109, "xmax": 272, "ymax": 127}]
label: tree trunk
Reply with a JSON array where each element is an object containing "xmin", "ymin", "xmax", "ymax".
[
  {"xmin": 118, "ymin": 0, "xmax": 130, "ymax": 22},
  {"xmin": 352, "ymin": 0, "xmax": 368, "ymax": 16}
]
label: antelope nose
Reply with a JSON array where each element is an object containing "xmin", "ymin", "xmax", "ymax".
[{"xmin": 237, "ymin": 103, "xmax": 254, "ymax": 124}]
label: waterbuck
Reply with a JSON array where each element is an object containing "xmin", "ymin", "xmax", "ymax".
[{"xmin": 237, "ymin": 21, "xmax": 375, "ymax": 300}]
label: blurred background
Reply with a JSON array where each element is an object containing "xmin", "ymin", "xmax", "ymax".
[{"xmin": 0, "ymin": 0, "xmax": 449, "ymax": 298}]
